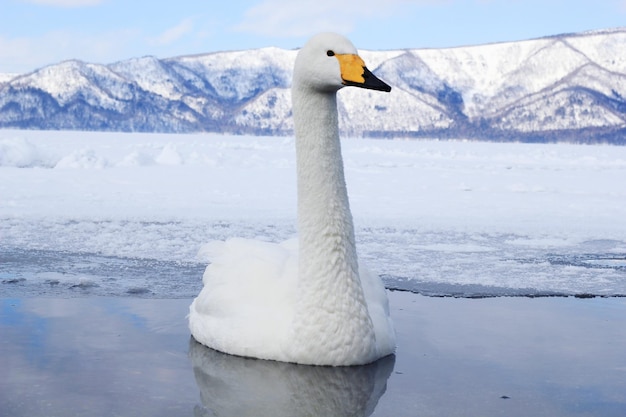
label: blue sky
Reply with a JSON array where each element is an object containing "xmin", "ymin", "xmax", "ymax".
[{"xmin": 1, "ymin": 0, "xmax": 626, "ymax": 73}]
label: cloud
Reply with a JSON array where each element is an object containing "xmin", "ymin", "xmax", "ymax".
[
  {"xmin": 0, "ymin": 15, "xmax": 205, "ymax": 73},
  {"xmin": 149, "ymin": 18, "xmax": 195, "ymax": 46},
  {"xmin": 0, "ymin": 17, "xmax": 204, "ymax": 73},
  {"xmin": 234, "ymin": 0, "xmax": 447, "ymax": 38},
  {"xmin": 19, "ymin": 0, "xmax": 104, "ymax": 6},
  {"xmin": 0, "ymin": 28, "xmax": 140, "ymax": 73}
]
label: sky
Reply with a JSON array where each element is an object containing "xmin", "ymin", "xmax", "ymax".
[{"xmin": 1, "ymin": 0, "xmax": 626, "ymax": 74}]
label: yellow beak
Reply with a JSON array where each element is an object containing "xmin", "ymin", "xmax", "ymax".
[{"xmin": 335, "ymin": 54, "xmax": 391, "ymax": 92}]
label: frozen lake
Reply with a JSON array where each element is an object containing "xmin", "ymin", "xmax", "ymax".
[{"xmin": 1, "ymin": 130, "xmax": 625, "ymax": 297}]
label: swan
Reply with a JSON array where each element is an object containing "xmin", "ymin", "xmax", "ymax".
[{"xmin": 189, "ymin": 32, "xmax": 395, "ymax": 366}]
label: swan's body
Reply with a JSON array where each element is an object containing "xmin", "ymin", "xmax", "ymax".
[{"xmin": 189, "ymin": 32, "xmax": 395, "ymax": 366}]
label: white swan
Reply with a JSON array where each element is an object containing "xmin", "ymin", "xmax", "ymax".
[{"xmin": 189, "ymin": 32, "xmax": 395, "ymax": 366}]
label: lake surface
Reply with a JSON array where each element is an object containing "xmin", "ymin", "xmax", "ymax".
[{"xmin": 1, "ymin": 292, "xmax": 625, "ymax": 416}]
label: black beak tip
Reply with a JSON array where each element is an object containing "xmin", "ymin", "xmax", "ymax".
[{"xmin": 362, "ymin": 67, "xmax": 391, "ymax": 92}]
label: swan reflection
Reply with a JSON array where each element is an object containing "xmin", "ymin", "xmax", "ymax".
[{"xmin": 189, "ymin": 338, "xmax": 395, "ymax": 417}]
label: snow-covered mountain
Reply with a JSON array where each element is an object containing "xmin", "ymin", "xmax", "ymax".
[{"xmin": 2, "ymin": 28, "xmax": 626, "ymax": 143}]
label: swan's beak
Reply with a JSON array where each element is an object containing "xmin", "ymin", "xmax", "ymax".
[{"xmin": 336, "ymin": 54, "xmax": 391, "ymax": 92}]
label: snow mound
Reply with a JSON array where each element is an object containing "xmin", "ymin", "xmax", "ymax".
[
  {"xmin": 118, "ymin": 151, "xmax": 155, "ymax": 167},
  {"xmin": 55, "ymin": 149, "xmax": 108, "ymax": 169},
  {"xmin": 0, "ymin": 137, "xmax": 56, "ymax": 168},
  {"xmin": 155, "ymin": 143, "xmax": 184, "ymax": 165}
]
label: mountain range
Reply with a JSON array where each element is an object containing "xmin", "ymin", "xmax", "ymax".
[{"xmin": 1, "ymin": 28, "xmax": 626, "ymax": 144}]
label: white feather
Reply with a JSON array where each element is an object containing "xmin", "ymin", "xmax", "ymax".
[{"xmin": 189, "ymin": 33, "xmax": 396, "ymax": 366}]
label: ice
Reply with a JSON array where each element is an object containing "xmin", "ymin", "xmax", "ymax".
[{"xmin": 1, "ymin": 130, "xmax": 625, "ymax": 297}]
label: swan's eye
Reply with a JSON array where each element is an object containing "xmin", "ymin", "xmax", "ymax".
[{"xmin": 326, "ymin": 50, "xmax": 335, "ymax": 57}]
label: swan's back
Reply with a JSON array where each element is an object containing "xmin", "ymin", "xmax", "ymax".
[{"xmin": 190, "ymin": 239, "xmax": 298, "ymax": 360}]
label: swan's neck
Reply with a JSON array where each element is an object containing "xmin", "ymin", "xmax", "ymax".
[
  {"xmin": 293, "ymin": 90, "xmax": 356, "ymax": 270},
  {"xmin": 291, "ymin": 86, "xmax": 376, "ymax": 364}
]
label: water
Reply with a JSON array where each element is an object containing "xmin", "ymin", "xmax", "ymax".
[{"xmin": 2, "ymin": 294, "xmax": 625, "ymax": 416}]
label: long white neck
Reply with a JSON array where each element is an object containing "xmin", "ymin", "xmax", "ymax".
[
  {"xmin": 293, "ymin": 89, "xmax": 356, "ymax": 273},
  {"xmin": 290, "ymin": 85, "xmax": 376, "ymax": 365}
]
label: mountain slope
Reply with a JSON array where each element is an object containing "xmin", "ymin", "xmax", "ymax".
[{"xmin": 1, "ymin": 28, "xmax": 626, "ymax": 143}]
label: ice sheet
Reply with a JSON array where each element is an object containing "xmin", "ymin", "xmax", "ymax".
[{"xmin": 1, "ymin": 130, "xmax": 625, "ymax": 297}]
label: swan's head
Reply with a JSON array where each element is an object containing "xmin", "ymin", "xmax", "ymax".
[{"xmin": 293, "ymin": 32, "xmax": 391, "ymax": 93}]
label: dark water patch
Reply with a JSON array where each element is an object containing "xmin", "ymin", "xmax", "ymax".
[
  {"xmin": 2, "ymin": 277, "xmax": 26, "ymax": 284},
  {"xmin": 547, "ymin": 253, "xmax": 626, "ymax": 270},
  {"xmin": 384, "ymin": 275, "xmax": 626, "ymax": 299},
  {"xmin": 126, "ymin": 287, "xmax": 152, "ymax": 295},
  {"xmin": 0, "ymin": 247, "xmax": 205, "ymax": 298},
  {"xmin": 69, "ymin": 281, "xmax": 100, "ymax": 290},
  {"xmin": 385, "ymin": 277, "xmax": 565, "ymax": 298}
]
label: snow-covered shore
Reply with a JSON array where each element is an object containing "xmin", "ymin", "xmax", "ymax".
[{"xmin": 1, "ymin": 130, "xmax": 625, "ymax": 296}]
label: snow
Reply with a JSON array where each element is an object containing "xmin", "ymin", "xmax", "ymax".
[
  {"xmin": 1, "ymin": 129, "xmax": 625, "ymax": 297},
  {"xmin": 13, "ymin": 60, "xmax": 134, "ymax": 109},
  {"xmin": 5, "ymin": 29, "xmax": 626, "ymax": 138},
  {"xmin": 171, "ymin": 47, "xmax": 295, "ymax": 101},
  {"xmin": 4, "ymin": 29, "xmax": 626, "ymax": 142},
  {"xmin": 109, "ymin": 56, "xmax": 183, "ymax": 100},
  {"xmin": 0, "ymin": 73, "xmax": 19, "ymax": 84}
]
